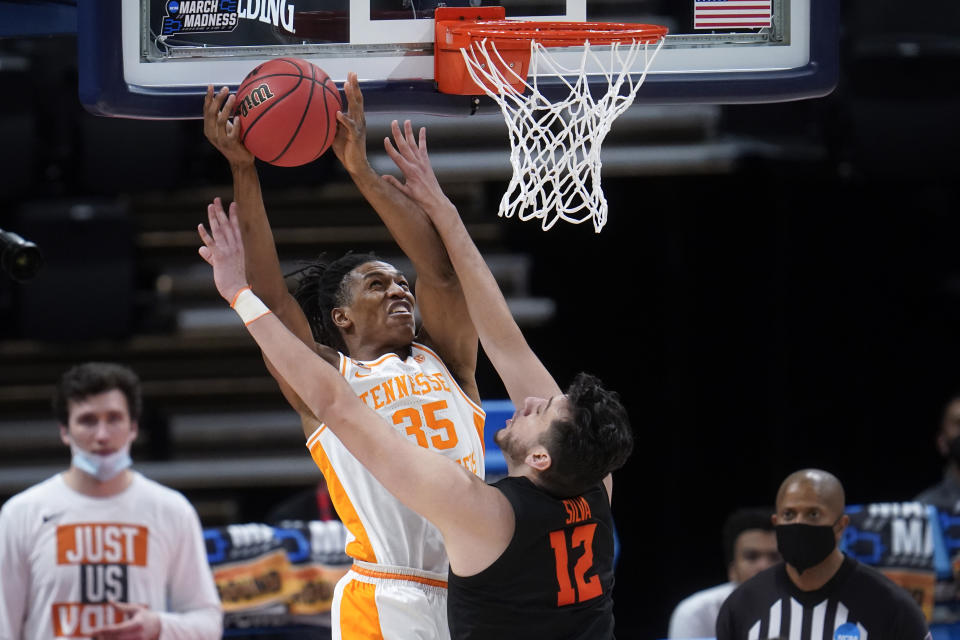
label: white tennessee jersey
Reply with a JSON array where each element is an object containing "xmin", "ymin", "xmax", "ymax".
[{"xmin": 307, "ymin": 342, "xmax": 485, "ymax": 574}]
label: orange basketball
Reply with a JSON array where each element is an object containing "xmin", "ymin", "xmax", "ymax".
[{"xmin": 234, "ymin": 58, "xmax": 342, "ymax": 167}]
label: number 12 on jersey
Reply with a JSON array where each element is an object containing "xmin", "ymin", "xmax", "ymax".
[{"xmin": 549, "ymin": 523, "xmax": 602, "ymax": 607}]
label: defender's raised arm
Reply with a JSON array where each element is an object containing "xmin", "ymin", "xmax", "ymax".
[{"xmin": 382, "ymin": 121, "xmax": 560, "ymax": 406}]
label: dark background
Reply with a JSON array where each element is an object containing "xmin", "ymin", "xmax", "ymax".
[{"xmin": 2, "ymin": 0, "xmax": 960, "ymax": 638}]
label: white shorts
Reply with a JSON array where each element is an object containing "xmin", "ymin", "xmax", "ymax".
[{"xmin": 331, "ymin": 561, "xmax": 450, "ymax": 640}]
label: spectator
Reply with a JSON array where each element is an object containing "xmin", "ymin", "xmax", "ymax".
[
  {"xmin": 0, "ymin": 362, "xmax": 222, "ymax": 640},
  {"xmin": 916, "ymin": 392, "xmax": 960, "ymax": 511},
  {"xmin": 668, "ymin": 508, "xmax": 780, "ymax": 638},
  {"xmin": 716, "ymin": 469, "xmax": 930, "ymax": 640}
]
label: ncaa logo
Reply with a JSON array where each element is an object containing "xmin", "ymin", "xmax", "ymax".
[
  {"xmin": 167, "ymin": 0, "xmax": 180, "ymax": 13},
  {"xmin": 834, "ymin": 622, "xmax": 860, "ymax": 640}
]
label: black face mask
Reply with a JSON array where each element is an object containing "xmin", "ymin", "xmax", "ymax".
[{"xmin": 775, "ymin": 521, "xmax": 839, "ymax": 573}]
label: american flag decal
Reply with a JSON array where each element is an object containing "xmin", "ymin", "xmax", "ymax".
[{"xmin": 694, "ymin": 0, "xmax": 772, "ymax": 29}]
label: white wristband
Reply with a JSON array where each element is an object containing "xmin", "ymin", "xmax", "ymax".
[{"xmin": 230, "ymin": 287, "xmax": 272, "ymax": 326}]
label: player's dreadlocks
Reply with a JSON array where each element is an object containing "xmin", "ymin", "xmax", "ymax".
[{"xmin": 291, "ymin": 251, "xmax": 380, "ymax": 354}]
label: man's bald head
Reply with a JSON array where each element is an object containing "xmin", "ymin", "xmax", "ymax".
[
  {"xmin": 773, "ymin": 469, "xmax": 850, "ymax": 579},
  {"xmin": 775, "ymin": 469, "xmax": 846, "ymax": 523}
]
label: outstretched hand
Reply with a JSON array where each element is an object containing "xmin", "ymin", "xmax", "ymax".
[
  {"xmin": 203, "ymin": 85, "xmax": 254, "ymax": 167},
  {"xmin": 332, "ymin": 72, "xmax": 370, "ymax": 174},
  {"xmin": 382, "ymin": 120, "xmax": 452, "ymax": 217},
  {"xmin": 197, "ymin": 197, "xmax": 249, "ymax": 303}
]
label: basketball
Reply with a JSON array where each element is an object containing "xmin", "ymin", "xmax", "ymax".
[{"xmin": 234, "ymin": 58, "xmax": 342, "ymax": 167}]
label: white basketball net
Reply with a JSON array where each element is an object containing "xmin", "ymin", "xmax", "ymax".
[{"xmin": 461, "ymin": 36, "xmax": 664, "ymax": 233}]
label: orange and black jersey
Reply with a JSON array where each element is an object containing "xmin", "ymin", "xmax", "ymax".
[{"xmin": 447, "ymin": 477, "xmax": 616, "ymax": 640}]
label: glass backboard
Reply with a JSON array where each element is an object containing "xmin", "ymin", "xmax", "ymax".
[{"xmin": 78, "ymin": 0, "xmax": 837, "ymax": 118}]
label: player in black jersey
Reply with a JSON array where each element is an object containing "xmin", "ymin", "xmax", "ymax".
[
  {"xmin": 197, "ymin": 120, "xmax": 633, "ymax": 640},
  {"xmin": 716, "ymin": 469, "xmax": 930, "ymax": 640},
  {"xmin": 443, "ymin": 382, "xmax": 620, "ymax": 640}
]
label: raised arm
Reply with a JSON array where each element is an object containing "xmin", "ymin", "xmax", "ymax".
[
  {"xmin": 197, "ymin": 200, "xmax": 512, "ymax": 576},
  {"xmin": 333, "ymin": 73, "xmax": 479, "ymax": 402},
  {"xmin": 204, "ymin": 86, "xmax": 333, "ymax": 432},
  {"xmin": 383, "ymin": 123, "xmax": 561, "ymax": 405}
]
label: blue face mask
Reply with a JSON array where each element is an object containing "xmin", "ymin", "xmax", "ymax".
[{"xmin": 69, "ymin": 441, "xmax": 133, "ymax": 482}]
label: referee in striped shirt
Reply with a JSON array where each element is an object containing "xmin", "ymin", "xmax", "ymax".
[{"xmin": 716, "ymin": 469, "xmax": 930, "ymax": 640}]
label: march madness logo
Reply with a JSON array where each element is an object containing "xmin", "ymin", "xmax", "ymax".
[
  {"xmin": 162, "ymin": 1, "xmax": 239, "ymax": 35},
  {"xmin": 161, "ymin": 0, "xmax": 297, "ymax": 36},
  {"xmin": 51, "ymin": 523, "xmax": 148, "ymax": 638}
]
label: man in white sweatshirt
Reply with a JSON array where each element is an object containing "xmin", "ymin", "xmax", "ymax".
[{"xmin": 0, "ymin": 362, "xmax": 222, "ymax": 640}]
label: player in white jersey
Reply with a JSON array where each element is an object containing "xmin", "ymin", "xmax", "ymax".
[
  {"xmin": 204, "ymin": 72, "xmax": 483, "ymax": 639},
  {"xmin": 309, "ymin": 344, "xmax": 484, "ymax": 637}
]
